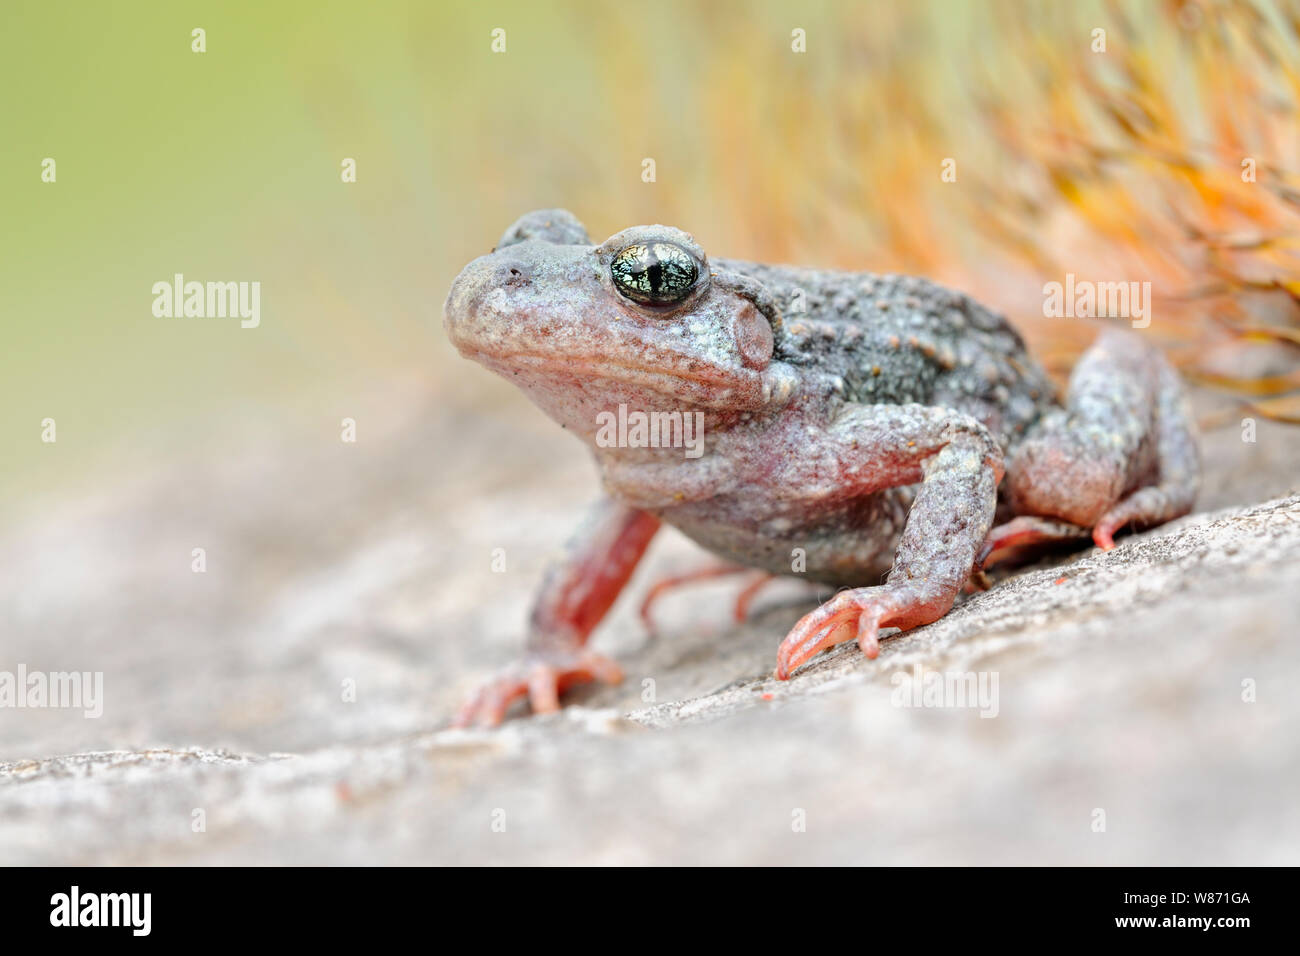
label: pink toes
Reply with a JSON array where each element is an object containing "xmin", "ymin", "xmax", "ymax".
[
  {"xmin": 774, "ymin": 591, "xmax": 889, "ymax": 680},
  {"xmin": 453, "ymin": 652, "xmax": 624, "ymax": 728}
]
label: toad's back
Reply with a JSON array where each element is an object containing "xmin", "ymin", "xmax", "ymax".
[{"xmin": 716, "ymin": 260, "xmax": 1060, "ymax": 451}]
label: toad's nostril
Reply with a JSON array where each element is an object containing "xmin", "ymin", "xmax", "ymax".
[{"xmin": 501, "ymin": 261, "xmax": 531, "ymax": 284}]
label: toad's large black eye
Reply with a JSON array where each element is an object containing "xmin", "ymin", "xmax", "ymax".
[{"xmin": 611, "ymin": 241, "xmax": 700, "ymax": 306}]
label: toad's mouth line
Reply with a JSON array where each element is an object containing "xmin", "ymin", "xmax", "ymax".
[{"xmin": 458, "ymin": 348, "xmax": 756, "ymax": 394}]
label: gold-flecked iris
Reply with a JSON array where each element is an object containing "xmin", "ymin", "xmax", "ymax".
[{"xmin": 611, "ymin": 241, "xmax": 699, "ymax": 306}]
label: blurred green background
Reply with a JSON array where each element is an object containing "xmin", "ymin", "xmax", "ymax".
[{"xmin": 3, "ymin": 0, "xmax": 1297, "ymax": 513}]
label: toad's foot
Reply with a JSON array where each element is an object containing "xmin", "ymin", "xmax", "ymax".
[
  {"xmin": 977, "ymin": 515, "xmax": 1091, "ymax": 569},
  {"xmin": 639, "ymin": 564, "xmax": 770, "ymax": 633},
  {"xmin": 733, "ymin": 571, "xmax": 778, "ymax": 621},
  {"xmin": 774, "ymin": 584, "xmax": 947, "ymax": 679},
  {"xmin": 453, "ymin": 650, "xmax": 624, "ymax": 728}
]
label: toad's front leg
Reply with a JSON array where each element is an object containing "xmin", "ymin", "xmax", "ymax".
[
  {"xmin": 773, "ymin": 405, "xmax": 1003, "ymax": 679},
  {"xmin": 454, "ymin": 497, "xmax": 659, "ymax": 727}
]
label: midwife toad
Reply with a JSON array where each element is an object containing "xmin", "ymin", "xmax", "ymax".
[{"xmin": 443, "ymin": 209, "xmax": 1199, "ymax": 726}]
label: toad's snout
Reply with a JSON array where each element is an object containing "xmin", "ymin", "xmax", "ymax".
[{"xmin": 442, "ymin": 249, "xmax": 537, "ymax": 348}]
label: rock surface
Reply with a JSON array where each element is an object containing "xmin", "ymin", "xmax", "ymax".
[{"xmin": 1, "ymin": 391, "xmax": 1298, "ymax": 865}]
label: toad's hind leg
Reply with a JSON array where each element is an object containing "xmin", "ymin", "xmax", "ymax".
[{"xmin": 1003, "ymin": 329, "xmax": 1199, "ymax": 551}]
